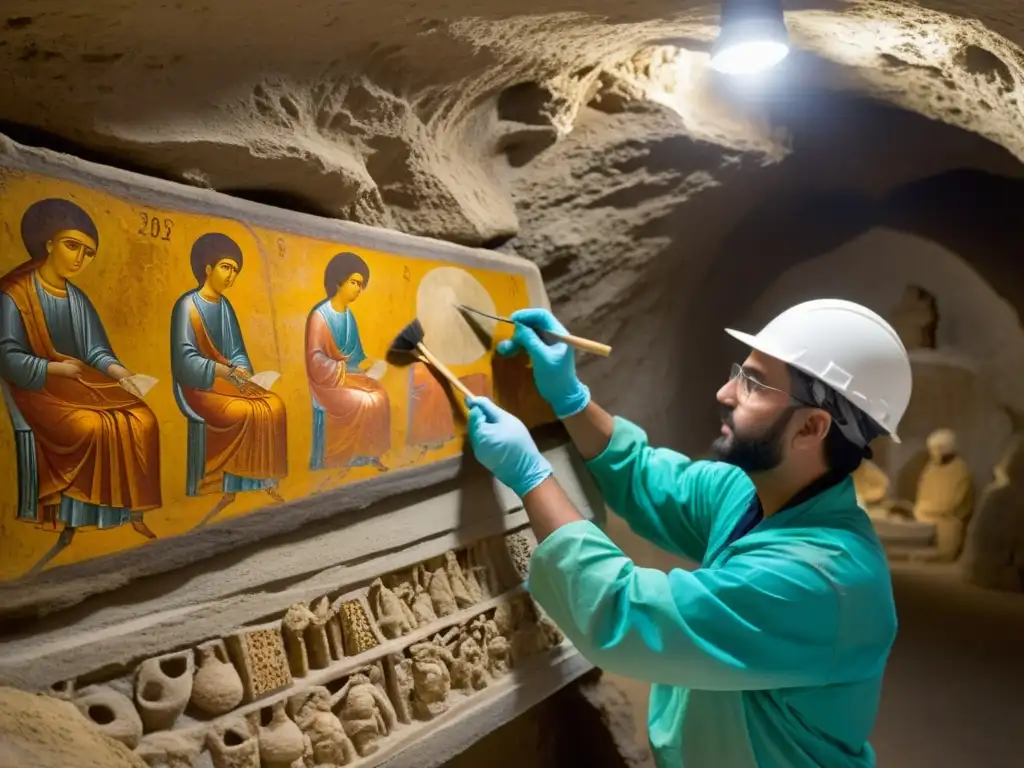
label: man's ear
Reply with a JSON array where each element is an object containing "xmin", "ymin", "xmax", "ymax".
[{"xmin": 793, "ymin": 410, "xmax": 831, "ymax": 449}]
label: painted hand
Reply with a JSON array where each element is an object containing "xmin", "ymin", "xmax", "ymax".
[
  {"xmin": 466, "ymin": 396, "xmax": 553, "ymax": 498},
  {"xmin": 497, "ymin": 308, "xmax": 591, "ymax": 419}
]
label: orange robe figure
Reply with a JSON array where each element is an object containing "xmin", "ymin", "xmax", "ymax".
[
  {"xmin": 305, "ymin": 301, "xmax": 391, "ymax": 470},
  {"xmin": 170, "ymin": 291, "xmax": 287, "ymax": 495},
  {"xmin": 0, "ymin": 266, "xmax": 161, "ymax": 526},
  {"xmin": 406, "ymin": 363, "xmax": 491, "ymax": 449}
]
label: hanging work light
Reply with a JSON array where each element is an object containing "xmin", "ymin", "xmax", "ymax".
[{"xmin": 709, "ymin": 0, "xmax": 790, "ymax": 75}]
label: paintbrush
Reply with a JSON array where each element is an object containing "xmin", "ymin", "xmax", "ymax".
[
  {"xmin": 457, "ymin": 305, "xmax": 612, "ymax": 357},
  {"xmin": 390, "ymin": 318, "xmax": 475, "ymax": 400}
]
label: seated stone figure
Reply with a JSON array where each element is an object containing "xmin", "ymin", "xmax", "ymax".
[
  {"xmin": 910, "ymin": 429, "xmax": 974, "ymax": 562},
  {"xmin": 851, "ymin": 458, "xmax": 894, "ymax": 520},
  {"xmin": 962, "ymin": 437, "xmax": 1024, "ymax": 592}
]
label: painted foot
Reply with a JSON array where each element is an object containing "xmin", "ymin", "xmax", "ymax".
[
  {"xmin": 196, "ymin": 492, "xmax": 237, "ymax": 528},
  {"xmin": 266, "ymin": 487, "xmax": 286, "ymax": 504},
  {"xmin": 26, "ymin": 527, "xmax": 76, "ymax": 577},
  {"xmin": 130, "ymin": 516, "xmax": 158, "ymax": 540}
]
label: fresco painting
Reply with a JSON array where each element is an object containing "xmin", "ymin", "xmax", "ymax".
[{"xmin": 0, "ymin": 171, "xmax": 549, "ymax": 581}]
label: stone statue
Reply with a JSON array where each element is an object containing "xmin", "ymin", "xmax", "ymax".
[
  {"xmin": 408, "ymin": 639, "xmax": 453, "ymax": 720},
  {"xmin": 889, "ymin": 283, "xmax": 938, "ymax": 350},
  {"xmin": 443, "ymin": 551, "xmax": 476, "ymax": 609},
  {"xmin": 369, "ymin": 577, "xmax": 416, "ymax": 639},
  {"xmin": 287, "ymin": 686, "xmax": 356, "ymax": 766},
  {"xmin": 851, "ymin": 458, "xmax": 894, "ymax": 520},
  {"xmin": 962, "ymin": 436, "xmax": 1024, "ymax": 591},
  {"xmin": 911, "ymin": 429, "xmax": 973, "ymax": 562},
  {"xmin": 331, "ymin": 668, "xmax": 398, "ymax": 757}
]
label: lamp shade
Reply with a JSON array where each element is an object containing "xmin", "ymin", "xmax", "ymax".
[{"xmin": 710, "ymin": 0, "xmax": 790, "ymax": 75}]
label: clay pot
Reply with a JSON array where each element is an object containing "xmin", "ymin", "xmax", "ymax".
[
  {"xmin": 256, "ymin": 700, "xmax": 305, "ymax": 765},
  {"xmin": 207, "ymin": 715, "xmax": 259, "ymax": 768},
  {"xmin": 74, "ymin": 684, "xmax": 144, "ymax": 749},
  {"xmin": 135, "ymin": 649, "xmax": 194, "ymax": 732},
  {"xmin": 191, "ymin": 641, "xmax": 244, "ymax": 716}
]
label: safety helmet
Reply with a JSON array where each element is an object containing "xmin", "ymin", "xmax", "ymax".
[{"xmin": 725, "ymin": 299, "xmax": 912, "ymax": 444}]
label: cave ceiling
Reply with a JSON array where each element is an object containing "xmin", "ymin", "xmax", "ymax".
[{"xmin": 3, "ymin": 0, "xmax": 1024, "ymax": 425}]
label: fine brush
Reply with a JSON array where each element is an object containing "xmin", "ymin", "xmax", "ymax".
[
  {"xmin": 456, "ymin": 304, "xmax": 612, "ymax": 357},
  {"xmin": 389, "ymin": 318, "xmax": 475, "ymax": 401}
]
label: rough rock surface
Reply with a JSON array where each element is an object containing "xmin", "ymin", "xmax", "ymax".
[
  {"xmin": 3, "ymin": 1, "xmax": 1024, "ymax": 416},
  {"xmin": 0, "ymin": 686, "xmax": 147, "ymax": 768}
]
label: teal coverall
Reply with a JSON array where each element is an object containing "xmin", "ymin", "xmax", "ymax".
[{"xmin": 527, "ymin": 418, "xmax": 897, "ymax": 767}]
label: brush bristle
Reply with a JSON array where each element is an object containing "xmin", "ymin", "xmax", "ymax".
[{"xmin": 390, "ymin": 318, "xmax": 425, "ymax": 352}]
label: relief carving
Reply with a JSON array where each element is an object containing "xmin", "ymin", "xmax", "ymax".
[
  {"xmin": 134, "ymin": 649, "xmax": 194, "ymax": 732},
  {"xmin": 72, "ymin": 683, "xmax": 145, "ymax": 749},
  {"xmin": 287, "ymin": 686, "xmax": 357, "ymax": 766},
  {"xmin": 252, "ymin": 699, "xmax": 307, "ymax": 767},
  {"xmin": 226, "ymin": 625, "xmax": 293, "ymax": 701},
  {"xmin": 207, "ymin": 715, "xmax": 260, "ymax": 768},
  {"xmin": 192, "ymin": 640, "xmax": 245, "ymax": 716},
  {"xmin": 331, "ymin": 667, "xmax": 398, "ymax": 757},
  {"xmin": 51, "ymin": 528, "xmax": 569, "ymax": 768}
]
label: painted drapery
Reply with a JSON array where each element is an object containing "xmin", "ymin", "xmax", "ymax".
[
  {"xmin": 170, "ymin": 291, "xmax": 288, "ymax": 495},
  {"xmin": 0, "ymin": 264, "xmax": 161, "ymax": 527},
  {"xmin": 305, "ymin": 300, "xmax": 391, "ymax": 470}
]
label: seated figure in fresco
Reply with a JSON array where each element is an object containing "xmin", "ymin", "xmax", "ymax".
[
  {"xmin": 407, "ymin": 367, "xmax": 491, "ymax": 453},
  {"xmin": 910, "ymin": 428, "xmax": 974, "ymax": 562},
  {"xmin": 170, "ymin": 232, "xmax": 288, "ymax": 526},
  {"xmin": 305, "ymin": 251, "xmax": 391, "ymax": 473},
  {"xmin": 0, "ymin": 198, "xmax": 161, "ymax": 574}
]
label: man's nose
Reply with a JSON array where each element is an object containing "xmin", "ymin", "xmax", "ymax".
[{"xmin": 717, "ymin": 377, "xmax": 738, "ymax": 407}]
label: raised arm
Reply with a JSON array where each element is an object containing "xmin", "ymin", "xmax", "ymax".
[
  {"xmin": 527, "ymin": 520, "xmax": 871, "ymax": 691},
  {"xmin": 498, "ymin": 308, "xmax": 750, "ymax": 563},
  {"xmin": 565, "ymin": 400, "xmax": 750, "ymax": 562}
]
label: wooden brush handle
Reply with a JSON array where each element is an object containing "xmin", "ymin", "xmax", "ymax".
[
  {"xmin": 541, "ymin": 330, "xmax": 613, "ymax": 358},
  {"xmin": 416, "ymin": 342, "xmax": 475, "ymax": 400}
]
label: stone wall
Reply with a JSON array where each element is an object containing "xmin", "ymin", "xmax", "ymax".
[{"xmin": 0, "ymin": 137, "xmax": 606, "ymax": 766}]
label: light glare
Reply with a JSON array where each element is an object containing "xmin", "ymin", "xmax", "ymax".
[{"xmin": 710, "ymin": 40, "xmax": 790, "ymax": 75}]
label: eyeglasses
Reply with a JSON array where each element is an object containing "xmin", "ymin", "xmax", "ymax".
[{"xmin": 728, "ymin": 363, "xmax": 817, "ymax": 408}]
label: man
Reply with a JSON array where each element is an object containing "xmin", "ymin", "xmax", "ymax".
[{"xmin": 465, "ymin": 299, "xmax": 913, "ymax": 768}]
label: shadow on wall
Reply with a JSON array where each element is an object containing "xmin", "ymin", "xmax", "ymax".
[{"xmin": 669, "ymin": 169, "xmax": 1024, "ymax": 455}]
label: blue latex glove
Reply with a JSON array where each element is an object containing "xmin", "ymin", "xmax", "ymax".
[
  {"xmin": 466, "ymin": 396, "xmax": 553, "ymax": 498},
  {"xmin": 497, "ymin": 308, "xmax": 591, "ymax": 419}
]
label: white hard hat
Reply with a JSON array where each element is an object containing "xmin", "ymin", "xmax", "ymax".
[{"xmin": 725, "ymin": 299, "xmax": 912, "ymax": 443}]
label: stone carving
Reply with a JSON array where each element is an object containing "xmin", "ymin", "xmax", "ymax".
[
  {"xmin": 307, "ymin": 597, "xmax": 336, "ymax": 670},
  {"xmin": 252, "ymin": 699, "xmax": 307, "ymax": 767},
  {"xmin": 338, "ymin": 598, "xmax": 381, "ymax": 656},
  {"xmin": 135, "ymin": 731, "xmax": 203, "ymax": 768},
  {"xmin": 369, "ymin": 577, "xmax": 417, "ymax": 639},
  {"xmin": 74, "ymin": 684, "xmax": 145, "ymax": 750},
  {"xmin": 408, "ymin": 639, "xmax": 453, "ymax": 721},
  {"xmin": 207, "ymin": 715, "xmax": 260, "ymax": 768},
  {"xmin": 332, "ymin": 667, "xmax": 398, "ymax": 756},
  {"xmin": 443, "ymin": 550, "xmax": 477, "ymax": 609},
  {"xmin": 226, "ymin": 625, "xmax": 293, "ymax": 702},
  {"xmin": 191, "ymin": 641, "xmax": 245, "ymax": 716},
  {"xmin": 287, "ymin": 686, "xmax": 357, "ymax": 766},
  {"xmin": 890, "ymin": 283, "xmax": 938, "ymax": 350},
  {"xmin": 851, "ymin": 458, "xmax": 894, "ymax": 520},
  {"xmin": 134, "ymin": 649, "xmax": 194, "ymax": 732},
  {"xmin": 383, "ymin": 652, "xmax": 415, "ymax": 725},
  {"xmin": 43, "ymin": 538, "xmax": 573, "ymax": 768},
  {"xmin": 910, "ymin": 429, "xmax": 974, "ymax": 562},
  {"xmin": 962, "ymin": 436, "xmax": 1024, "ymax": 592},
  {"xmin": 505, "ymin": 532, "xmax": 534, "ymax": 582},
  {"xmin": 283, "ymin": 603, "xmax": 317, "ymax": 677}
]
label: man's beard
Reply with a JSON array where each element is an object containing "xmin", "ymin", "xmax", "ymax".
[{"xmin": 711, "ymin": 405, "xmax": 796, "ymax": 473}]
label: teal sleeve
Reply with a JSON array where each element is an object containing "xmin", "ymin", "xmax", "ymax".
[
  {"xmin": 527, "ymin": 520, "xmax": 841, "ymax": 691},
  {"xmin": 586, "ymin": 417, "xmax": 750, "ymax": 563}
]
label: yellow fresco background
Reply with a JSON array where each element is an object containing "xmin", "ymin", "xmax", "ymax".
[{"xmin": 0, "ymin": 169, "xmax": 544, "ymax": 581}]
